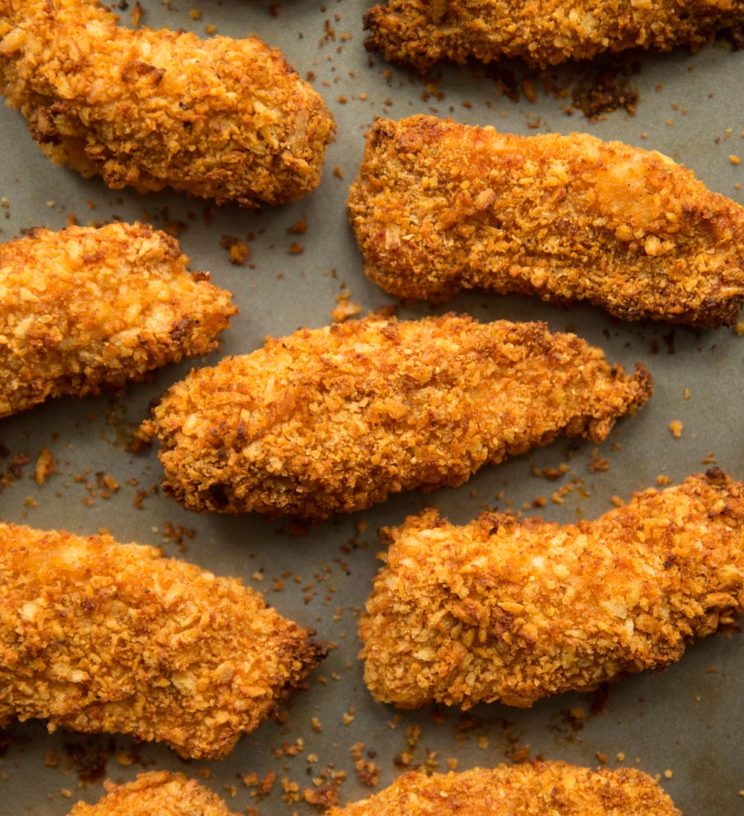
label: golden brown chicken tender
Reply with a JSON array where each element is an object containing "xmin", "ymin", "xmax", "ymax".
[
  {"xmin": 329, "ymin": 763, "xmax": 680, "ymax": 815},
  {"xmin": 348, "ymin": 116, "xmax": 744, "ymax": 327},
  {"xmin": 364, "ymin": 0, "xmax": 744, "ymax": 70},
  {"xmin": 0, "ymin": 0, "xmax": 335, "ymax": 206},
  {"xmin": 69, "ymin": 772, "xmax": 238, "ymax": 816},
  {"xmin": 360, "ymin": 469, "xmax": 744, "ymax": 710},
  {"xmin": 0, "ymin": 522, "xmax": 325, "ymax": 759},
  {"xmin": 144, "ymin": 314, "xmax": 651, "ymax": 519},
  {"xmin": 0, "ymin": 221, "xmax": 235, "ymax": 419}
]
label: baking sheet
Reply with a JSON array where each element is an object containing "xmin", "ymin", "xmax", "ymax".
[{"xmin": 1, "ymin": 1, "xmax": 743, "ymax": 812}]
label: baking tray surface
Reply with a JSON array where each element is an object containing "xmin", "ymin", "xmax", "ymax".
[{"xmin": 0, "ymin": 1, "xmax": 743, "ymax": 813}]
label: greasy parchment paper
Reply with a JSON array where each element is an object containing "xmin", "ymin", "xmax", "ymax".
[{"xmin": 0, "ymin": 1, "xmax": 743, "ymax": 813}]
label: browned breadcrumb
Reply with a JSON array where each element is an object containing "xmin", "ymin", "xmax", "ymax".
[
  {"xmin": 0, "ymin": 0, "xmax": 335, "ymax": 207},
  {"xmin": 304, "ymin": 785, "xmax": 341, "ymax": 810},
  {"xmin": 331, "ymin": 288, "xmax": 362, "ymax": 323},
  {"xmin": 220, "ymin": 235, "xmax": 251, "ymax": 266},
  {"xmin": 0, "ymin": 522, "xmax": 325, "ymax": 759},
  {"xmin": 330, "ymin": 763, "xmax": 679, "ymax": 815},
  {"xmin": 0, "ymin": 452, "xmax": 30, "ymax": 493},
  {"xmin": 33, "ymin": 448, "xmax": 55, "ymax": 485},
  {"xmin": 0, "ymin": 222, "xmax": 235, "ymax": 419},
  {"xmin": 364, "ymin": 0, "xmax": 744, "ymax": 70},
  {"xmin": 360, "ymin": 470, "xmax": 744, "ymax": 710},
  {"xmin": 349, "ymin": 116, "xmax": 744, "ymax": 327},
  {"xmin": 351, "ymin": 742, "xmax": 381, "ymax": 788},
  {"xmin": 281, "ymin": 777, "xmax": 302, "ymax": 804},
  {"xmin": 668, "ymin": 420, "xmax": 684, "ymax": 438},
  {"xmin": 68, "ymin": 771, "xmax": 238, "ymax": 815},
  {"xmin": 288, "ymin": 218, "xmax": 309, "ymax": 234},
  {"xmin": 145, "ymin": 314, "xmax": 651, "ymax": 518}
]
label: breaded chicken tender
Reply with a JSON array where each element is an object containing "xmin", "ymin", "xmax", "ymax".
[
  {"xmin": 360, "ymin": 469, "xmax": 744, "ymax": 710},
  {"xmin": 0, "ymin": 0, "xmax": 335, "ymax": 206},
  {"xmin": 364, "ymin": 0, "xmax": 744, "ymax": 70},
  {"xmin": 349, "ymin": 116, "xmax": 744, "ymax": 327},
  {"xmin": 69, "ymin": 772, "xmax": 238, "ymax": 816},
  {"xmin": 0, "ymin": 522, "xmax": 325, "ymax": 759},
  {"xmin": 145, "ymin": 314, "xmax": 651, "ymax": 519},
  {"xmin": 329, "ymin": 762, "xmax": 680, "ymax": 815},
  {"xmin": 0, "ymin": 222, "xmax": 235, "ymax": 419}
]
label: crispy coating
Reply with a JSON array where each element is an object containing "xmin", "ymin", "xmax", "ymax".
[
  {"xmin": 0, "ymin": 0, "xmax": 335, "ymax": 207},
  {"xmin": 349, "ymin": 116, "xmax": 744, "ymax": 327},
  {"xmin": 145, "ymin": 314, "xmax": 651, "ymax": 519},
  {"xmin": 69, "ymin": 772, "xmax": 238, "ymax": 816},
  {"xmin": 0, "ymin": 221, "xmax": 235, "ymax": 419},
  {"xmin": 364, "ymin": 0, "xmax": 744, "ymax": 70},
  {"xmin": 330, "ymin": 763, "xmax": 680, "ymax": 815},
  {"xmin": 360, "ymin": 470, "xmax": 744, "ymax": 710},
  {"xmin": 0, "ymin": 522, "xmax": 325, "ymax": 759}
]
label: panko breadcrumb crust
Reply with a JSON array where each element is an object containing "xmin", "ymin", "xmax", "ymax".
[
  {"xmin": 329, "ymin": 762, "xmax": 681, "ymax": 815},
  {"xmin": 0, "ymin": 222, "xmax": 235, "ymax": 419},
  {"xmin": 349, "ymin": 116, "xmax": 744, "ymax": 327},
  {"xmin": 68, "ymin": 772, "xmax": 238, "ymax": 816},
  {"xmin": 0, "ymin": 522, "xmax": 325, "ymax": 759},
  {"xmin": 0, "ymin": 0, "xmax": 335, "ymax": 206},
  {"xmin": 144, "ymin": 314, "xmax": 651, "ymax": 519},
  {"xmin": 360, "ymin": 470, "xmax": 744, "ymax": 710},
  {"xmin": 364, "ymin": 0, "xmax": 744, "ymax": 70}
]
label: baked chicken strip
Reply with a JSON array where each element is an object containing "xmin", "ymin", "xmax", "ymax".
[
  {"xmin": 144, "ymin": 314, "xmax": 651, "ymax": 519},
  {"xmin": 0, "ymin": 522, "xmax": 325, "ymax": 759},
  {"xmin": 0, "ymin": 0, "xmax": 335, "ymax": 206},
  {"xmin": 364, "ymin": 0, "xmax": 744, "ymax": 70},
  {"xmin": 69, "ymin": 772, "xmax": 238, "ymax": 816},
  {"xmin": 0, "ymin": 222, "xmax": 235, "ymax": 419},
  {"xmin": 330, "ymin": 763, "xmax": 680, "ymax": 815},
  {"xmin": 360, "ymin": 469, "xmax": 744, "ymax": 710},
  {"xmin": 349, "ymin": 116, "xmax": 744, "ymax": 327}
]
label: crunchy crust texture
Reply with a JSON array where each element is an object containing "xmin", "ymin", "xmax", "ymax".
[
  {"xmin": 0, "ymin": 522, "xmax": 325, "ymax": 759},
  {"xmin": 0, "ymin": 221, "xmax": 235, "ymax": 419},
  {"xmin": 330, "ymin": 762, "xmax": 680, "ymax": 815},
  {"xmin": 360, "ymin": 469, "xmax": 744, "ymax": 710},
  {"xmin": 364, "ymin": 0, "xmax": 744, "ymax": 70},
  {"xmin": 145, "ymin": 314, "xmax": 651, "ymax": 519},
  {"xmin": 0, "ymin": 0, "xmax": 335, "ymax": 206},
  {"xmin": 349, "ymin": 116, "xmax": 744, "ymax": 327},
  {"xmin": 69, "ymin": 772, "xmax": 238, "ymax": 816}
]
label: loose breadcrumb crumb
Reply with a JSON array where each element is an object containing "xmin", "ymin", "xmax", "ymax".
[{"xmin": 668, "ymin": 420, "xmax": 684, "ymax": 438}]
